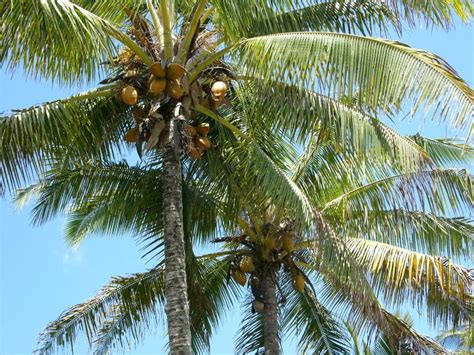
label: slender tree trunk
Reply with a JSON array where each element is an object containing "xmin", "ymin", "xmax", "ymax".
[
  {"xmin": 263, "ymin": 267, "xmax": 280, "ymax": 355},
  {"xmin": 162, "ymin": 104, "xmax": 192, "ymax": 354}
]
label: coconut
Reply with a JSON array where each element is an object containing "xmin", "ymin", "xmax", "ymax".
[
  {"xmin": 132, "ymin": 107, "xmax": 146, "ymax": 124},
  {"xmin": 293, "ymin": 274, "xmax": 305, "ymax": 292},
  {"xmin": 195, "ymin": 136, "xmax": 211, "ymax": 150},
  {"xmin": 121, "ymin": 85, "xmax": 138, "ymax": 105},
  {"xmin": 167, "ymin": 63, "xmax": 186, "ymax": 80},
  {"xmin": 150, "ymin": 62, "xmax": 166, "ymax": 77},
  {"xmin": 265, "ymin": 235, "xmax": 277, "ymax": 250},
  {"xmin": 187, "ymin": 146, "xmax": 202, "ymax": 160},
  {"xmin": 124, "ymin": 127, "xmax": 138, "ymax": 142},
  {"xmin": 195, "ymin": 122, "xmax": 210, "ymax": 136},
  {"xmin": 184, "ymin": 125, "xmax": 198, "ymax": 137},
  {"xmin": 211, "ymin": 81, "xmax": 228, "ymax": 102},
  {"xmin": 168, "ymin": 79, "xmax": 184, "ymax": 99},
  {"xmin": 253, "ymin": 300, "xmax": 265, "ymax": 313},
  {"xmin": 239, "ymin": 256, "xmax": 255, "ymax": 273},
  {"xmin": 281, "ymin": 236, "xmax": 295, "ymax": 253},
  {"xmin": 149, "ymin": 77, "xmax": 167, "ymax": 95},
  {"xmin": 233, "ymin": 270, "xmax": 247, "ymax": 286}
]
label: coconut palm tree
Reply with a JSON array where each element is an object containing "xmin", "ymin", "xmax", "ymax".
[
  {"xmin": 1, "ymin": 1, "xmax": 473, "ymax": 353},
  {"xmin": 23, "ymin": 125, "xmax": 474, "ymax": 353}
]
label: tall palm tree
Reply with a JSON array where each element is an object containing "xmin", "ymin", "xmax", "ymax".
[
  {"xmin": 23, "ymin": 127, "xmax": 474, "ymax": 353},
  {"xmin": 1, "ymin": 1, "xmax": 473, "ymax": 353}
]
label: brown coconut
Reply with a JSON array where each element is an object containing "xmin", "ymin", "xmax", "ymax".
[
  {"xmin": 124, "ymin": 127, "xmax": 138, "ymax": 143},
  {"xmin": 239, "ymin": 256, "xmax": 255, "ymax": 273},
  {"xmin": 195, "ymin": 136, "xmax": 211, "ymax": 150},
  {"xmin": 167, "ymin": 63, "xmax": 186, "ymax": 80},
  {"xmin": 184, "ymin": 125, "xmax": 198, "ymax": 137},
  {"xmin": 150, "ymin": 62, "xmax": 166, "ymax": 77},
  {"xmin": 281, "ymin": 236, "xmax": 295, "ymax": 253},
  {"xmin": 195, "ymin": 122, "xmax": 210, "ymax": 136},
  {"xmin": 293, "ymin": 274, "xmax": 305, "ymax": 292},
  {"xmin": 265, "ymin": 235, "xmax": 277, "ymax": 250},
  {"xmin": 121, "ymin": 85, "xmax": 138, "ymax": 106},
  {"xmin": 253, "ymin": 300, "xmax": 265, "ymax": 313},
  {"xmin": 149, "ymin": 77, "xmax": 167, "ymax": 95},
  {"xmin": 233, "ymin": 270, "xmax": 247, "ymax": 286},
  {"xmin": 168, "ymin": 79, "xmax": 184, "ymax": 99}
]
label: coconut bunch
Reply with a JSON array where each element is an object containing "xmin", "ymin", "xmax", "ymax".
[
  {"xmin": 94, "ymin": 8, "xmax": 233, "ymax": 159},
  {"xmin": 214, "ymin": 221, "xmax": 310, "ymax": 315}
]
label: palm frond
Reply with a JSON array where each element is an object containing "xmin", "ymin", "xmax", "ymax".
[
  {"xmin": 212, "ymin": 0, "xmax": 398, "ymax": 38},
  {"xmin": 235, "ymin": 296, "xmax": 265, "ymax": 354},
  {"xmin": 239, "ymin": 33, "xmax": 473, "ymax": 133},
  {"xmin": 281, "ymin": 272, "xmax": 350, "ymax": 354},
  {"xmin": 323, "ymin": 169, "xmax": 473, "ymax": 216},
  {"xmin": 35, "ymin": 267, "xmax": 165, "ymax": 355},
  {"xmin": 0, "ymin": 0, "xmax": 120, "ymax": 83},
  {"xmin": 337, "ymin": 210, "xmax": 473, "ymax": 260},
  {"xmin": 239, "ymin": 82, "xmax": 431, "ymax": 172},
  {"xmin": 347, "ymin": 239, "xmax": 473, "ymax": 327},
  {"xmin": 0, "ymin": 87, "xmax": 127, "ymax": 194},
  {"xmin": 411, "ymin": 135, "xmax": 474, "ymax": 168}
]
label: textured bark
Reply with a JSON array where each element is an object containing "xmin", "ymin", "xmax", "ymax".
[
  {"xmin": 162, "ymin": 106, "xmax": 192, "ymax": 354},
  {"xmin": 263, "ymin": 268, "xmax": 280, "ymax": 355}
]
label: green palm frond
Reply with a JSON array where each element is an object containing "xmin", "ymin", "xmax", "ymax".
[
  {"xmin": 239, "ymin": 33, "xmax": 473, "ymax": 133},
  {"xmin": 35, "ymin": 267, "xmax": 165, "ymax": 355},
  {"xmin": 234, "ymin": 297, "xmax": 266, "ymax": 354},
  {"xmin": 212, "ymin": 0, "xmax": 398, "ymax": 38},
  {"xmin": 212, "ymin": 0, "xmax": 472, "ymax": 40},
  {"xmin": 282, "ymin": 273, "xmax": 350, "ymax": 354},
  {"xmin": 239, "ymin": 82, "xmax": 431, "ymax": 172},
  {"xmin": 0, "ymin": 87, "xmax": 127, "ymax": 194},
  {"xmin": 338, "ymin": 210, "xmax": 473, "ymax": 260},
  {"xmin": 1, "ymin": 0, "xmax": 116, "ymax": 83},
  {"xmin": 313, "ymin": 265, "xmax": 447, "ymax": 354},
  {"xmin": 323, "ymin": 169, "xmax": 473, "ymax": 216},
  {"xmin": 347, "ymin": 239, "xmax": 473, "ymax": 327},
  {"xmin": 411, "ymin": 135, "xmax": 474, "ymax": 168}
]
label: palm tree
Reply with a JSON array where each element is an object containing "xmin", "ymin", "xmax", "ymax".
[
  {"xmin": 1, "ymin": 1, "xmax": 473, "ymax": 353},
  {"xmin": 24, "ymin": 128, "xmax": 474, "ymax": 353}
]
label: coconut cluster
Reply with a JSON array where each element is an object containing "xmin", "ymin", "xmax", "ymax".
[
  {"xmin": 223, "ymin": 221, "xmax": 306, "ymax": 314},
  {"xmin": 118, "ymin": 59, "xmax": 229, "ymax": 158}
]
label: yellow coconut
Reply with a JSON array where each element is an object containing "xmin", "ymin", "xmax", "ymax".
[
  {"xmin": 150, "ymin": 62, "xmax": 166, "ymax": 77},
  {"xmin": 239, "ymin": 256, "xmax": 255, "ymax": 273},
  {"xmin": 195, "ymin": 136, "xmax": 211, "ymax": 150},
  {"xmin": 168, "ymin": 79, "xmax": 184, "ymax": 99},
  {"xmin": 265, "ymin": 235, "xmax": 277, "ymax": 250},
  {"xmin": 253, "ymin": 300, "xmax": 265, "ymax": 313},
  {"xmin": 195, "ymin": 122, "xmax": 210, "ymax": 136},
  {"xmin": 233, "ymin": 270, "xmax": 247, "ymax": 286},
  {"xmin": 281, "ymin": 236, "xmax": 295, "ymax": 253},
  {"xmin": 149, "ymin": 77, "xmax": 167, "ymax": 95},
  {"xmin": 184, "ymin": 125, "xmax": 198, "ymax": 137},
  {"xmin": 121, "ymin": 85, "xmax": 138, "ymax": 105},
  {"xmin": 293, "ymin": 274, "xmax": 305, "ymax": 292},
  {"xmin": 167, "ymin": 63, "xmax": 186, "ymax": 80},
  {"xmin": 124, "ymin": 127, "xmax": 138, "ymax": 143},
  {"xmin": 211, "ymin": 81, "xmax": 228, "ymax": 101}
]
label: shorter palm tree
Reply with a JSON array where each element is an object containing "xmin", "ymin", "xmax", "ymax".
[{"xmin": 28, "ymin": 131, "xmax": 474, "ymax": 354}]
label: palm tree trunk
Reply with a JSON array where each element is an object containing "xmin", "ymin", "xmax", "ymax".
[
  {"xmin": 162, "ymin": 104, "xmax": 192, "ymax": 354},
  {"xmin": 263, "ymin": 267, "xmax": 280, "ymax": 355}
]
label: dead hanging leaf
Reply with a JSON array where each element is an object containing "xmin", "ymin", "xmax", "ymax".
[
  {"xmin": 146, "ymin": 120, "xmax": 166, "ymax": 150},
  {"xmin": 124, "ymin": 127, "xmax": 139, "ymax": 142}
]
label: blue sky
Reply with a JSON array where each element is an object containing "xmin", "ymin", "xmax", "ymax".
[{"xmin": 1, "ymin": 20, "xmax": 473, "ymax": 355}]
